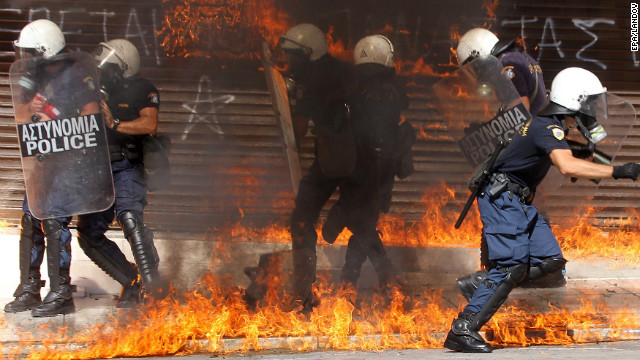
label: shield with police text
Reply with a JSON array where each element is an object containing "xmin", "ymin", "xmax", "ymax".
[
  {"xmin": 432, "ymin": 55, "xmax": 532, "ymax": 168},
  {"xmin": 9, "ymin": 51, "xmax": 114, "ymax": 219}
]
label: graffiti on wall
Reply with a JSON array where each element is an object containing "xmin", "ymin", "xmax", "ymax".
[
  {"xmin": 502, "ymin": 16, "xmax": 638, "ymax": 69},
  {"xmin": 181, "ymin": 75, "xmax": 235, "ymax": 140},
  {"xmin": 0, "ymin": 6, "xmax": 163, "ymax": 65}
]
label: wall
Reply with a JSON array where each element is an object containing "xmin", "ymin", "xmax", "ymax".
[{"xmin": 0, "ymin": 0, "xmax": 638, "ymax": 296}]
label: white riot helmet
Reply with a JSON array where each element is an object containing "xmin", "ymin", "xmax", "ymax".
[
  {"xmin": 279, "ymin": 23, "xmax": 328, "ymax": 62},
  {"xmin": 456, "ymin": 28, "xmax": 499, "ymax": 65},
  {"xmin": 354, "ymin": 35, "xmax": 395, "ymax": 68},
  {"xmin": 548, "ymin": 67, "xmax": 606, "ymax": 115},
  {"xmin": 13, "ymin": 19, "xmax": 66, "ymax": 59},
  {"xmin": 543, "ymin": 67, "xmax": 608, "ymax": 143},
  {"xmin": 93, "ymin": 39, "xmax": 140, "ymax": 79}
]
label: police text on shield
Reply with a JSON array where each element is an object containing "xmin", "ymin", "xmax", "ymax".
[
  {"xmin": 457, "ymin": 104, "xmax": 529, "ymax": 167},
  {"xmin": 19, "ymin": 115, "xmax": 102, "ymax": 157}
]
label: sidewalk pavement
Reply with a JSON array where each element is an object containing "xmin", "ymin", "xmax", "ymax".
[{"xmin": 2, "ymin": 255, "xmax": 640, "ymax": 358}]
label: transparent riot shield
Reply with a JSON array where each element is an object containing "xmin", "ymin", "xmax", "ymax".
[
  {"xmin": 432, "ymin": 55, "xmax": 532, "ymax": 168},
  {"xmin": 9, "ymin": 51, "xmax": 114, "ymax": 219},
  {"xmin": 533, "ymin": 93, "xmax": 636, "ymax": 222}
]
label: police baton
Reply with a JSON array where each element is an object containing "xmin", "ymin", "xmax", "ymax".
[{"xmin": 455, "ymin": 140, "xmax": 507, "ymax": 229}]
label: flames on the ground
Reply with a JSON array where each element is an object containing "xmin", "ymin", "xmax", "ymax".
[
  {"xmin": 9, "ymin": 1, "xmax": 640, "ymax": 358},
  {"xmin": 7, "ymin": 182, "xmax": 640, "ymax": 359}
]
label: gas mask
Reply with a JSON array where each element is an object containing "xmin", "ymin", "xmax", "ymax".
[
  {"xmin": 575, "ymin": 92, "xmax": 608, "ymax": 144},
  {"xmin": 97, "ymin": 62, "xmax": 123, "ymax": 101}
]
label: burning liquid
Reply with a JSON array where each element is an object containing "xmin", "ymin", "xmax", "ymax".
[{"xmin": 6, "ymin": 183, "xmax": 640, "ymax": 359}]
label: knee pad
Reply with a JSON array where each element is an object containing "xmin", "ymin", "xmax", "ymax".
[
  {"xmin": 41, "ymin": 219, "xmax": 63, "ymax": 238},
  {"xmin": 528, "ymin": 257, "xmax": 567, "ymax": 280},
  {"xmin": 119, "ymin": 211, "xmax": 143, "ymax": 235},
  {"xmin": 20, "ymin": 213, "xmax": 34, "ymax": 238},
  {"xmin": 505, "ymin": 263, "xmax": 528, "ymax": 285}
]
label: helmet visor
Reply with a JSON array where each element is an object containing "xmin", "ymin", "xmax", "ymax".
[
  {"xmin": 579, "ymin": 92, "xmax": 608, "ymax": 119},
  {"xmin": 279, "ymin": 37, "xmax": 311, "ymax": 57},
  {"xmin": 13, "ymin": 40, "xmax": 42, "ymax": 60},
  {"xmin": 92, "ymin": 45, "xmax": 126, "ymax": 72}
]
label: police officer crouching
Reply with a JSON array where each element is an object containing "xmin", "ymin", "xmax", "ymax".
[
  {"xmin": 444, "ymin": 68, "xmax": 640, "ymax": 353},
  {"xmin": 76, "ymin": 39, "xmax": 165, "ymax": 307}
]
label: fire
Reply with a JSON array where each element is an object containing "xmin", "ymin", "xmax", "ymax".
[
  {"xmin": 482, "ymin": 0, "xmax": 500, "ymax": 29},
  {"xmin": 7, "ymin": 182, "xmax": 640, "ymax": 359},
  {"xmin": 396, "ymin": 58, "xmax": 452, "ymax": 77},
  {"xmin": 16, "ymin": 277, "xmax": 640, "ymax": 359},
  {"xmin": 326, "ymin": 26, "xmax": 352, "ymax": 62},
  {"xmin": 213, "ymin": 182, "xmax": 640, "ymax": 262},
  {"xmin": 159, "ymin": 0, "xmax": 291, "ymax": 58},
  {"xmin": 448, "ymin": 25, "xmax": 462, "ymax": 67}
]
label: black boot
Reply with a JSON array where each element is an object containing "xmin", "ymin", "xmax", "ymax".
[
  {"xmin": 116, "ymin": 279, "xmax": 142, "ymax": 309},
  {"xmin": 367, "ymin": 236, "xmax": 398, "ymax": 289},
  {"xmin": 6, "ymin": 215, "xmax": 44, "ymax": 313},
  {"xmin": 32, "ymin": 220, "xmax": 75, "ymax": 317},
  {"xmin": 444, "ymin": 311, "xmax": 493, "ymax": 353},
  {"xmin": 340, "ymin": 235, "xmax": 368, "ymax": 287},
  {"xmin": 4, "ymin": 275, "xmax": 45, "ymax": 313},
  {"xmin": 291, "ymin": 247, "xmax": 317, "ymax": 313},
  {"xmin": 119, "ymin": 211, "xmax": 166, "ymax": 298},
  {"xmin": 31, "ymin": 270, "xmax": 74, "ymax": 317},
  {"xmin": 447, "ymin": 264, "xmax": 528, "ymax": 353},
  {"xmin": 457, "ymin": 270, "xmax": 488, "ymax": 301}
]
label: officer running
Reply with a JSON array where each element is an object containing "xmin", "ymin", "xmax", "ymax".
[
  {"xmin": 76, "ymin": 39, "xmax": 165, "ymax": 306},
  {"xmin": 444, "ymin": 67, "xmax": 640, "ymax": 353},
  {"xmin": 455, "ymin": 27, "xmax": 567, "ymax": 290},
  {"xmin": 323, "ymin": 35, "xmax": 414, "ymax": 290},
  {"xmin": 279, "ymin": 23, "xmax": 355, "ymax": 310},
  {"xmin": 4, "ymin": 19, "xmax": 101, "ymax": 317}
]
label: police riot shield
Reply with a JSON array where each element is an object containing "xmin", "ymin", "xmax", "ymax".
[
  {"xmin": 432, "ymin": 55, "xmax": 532, "ymax": 168},
  {"xmin": 533, "ymin": 92, "xmax": 636, "ymax": 220},
  {"xmin": 560, "ymin": 93, "xmax": 635, "ymax": 170},
  {"xmin": 9, "ymin": 51, "xmax": 114, "ymax": 219}
]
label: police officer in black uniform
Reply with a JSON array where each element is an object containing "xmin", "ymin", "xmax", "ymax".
[
  {"xmin": 279, "ymin": 23, "xmax": 355, "ymax": 309},
  {"xmin": 5, "ymin": 19, "xmax": 101, "ymax": 317},
  {"xmin": 76, "ymin": 39, "xmax": 164, "ymax": 306},
  {"xmin": 323, "ymin": 35, "xmax": 413, "ymax": 290},
  {"xmin": 444, "ymin": 67, "xmax": 640, "ymax": 353}
]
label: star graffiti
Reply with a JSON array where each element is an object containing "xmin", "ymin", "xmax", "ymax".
[{"xmin": 181, "ymin": 75, "xmax": 235, "ymax": 140}]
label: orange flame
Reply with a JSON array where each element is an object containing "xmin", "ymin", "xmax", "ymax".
[
  {"xmin": 482, "ymin": 0, "xmax": 500, "ymax": 29},
  {"xmin": 10, "ymin": 182, "xmax": 640, "ymax": 359},
  {"xmin": 160, "ymin": 0, "xmax": 291, "ymax": 58},
  {"xmin": 326, "ymin": 25, "xmax": 352, "ymax": 62}
]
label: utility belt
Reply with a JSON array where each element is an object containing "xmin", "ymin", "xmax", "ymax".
[
  {"xmin": 488, "ymin": 172, "xmax": 532, "ymax": 202},
  {"xmin": 109, "ymin": 144, "xmax": 142, "ymax": 163}
]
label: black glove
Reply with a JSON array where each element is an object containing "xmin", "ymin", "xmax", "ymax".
[{"xmin": 612, "ymin": 163, "xmax": 640, "ymax": 180}]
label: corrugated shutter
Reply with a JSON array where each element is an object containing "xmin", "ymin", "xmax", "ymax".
[
  {"xmin": 495, "ymin": 1, "xmax": 640, "ymax": 226},
  {"xmin": 0, "ymin": 0, "xmax": 639, "ymax": 234}
]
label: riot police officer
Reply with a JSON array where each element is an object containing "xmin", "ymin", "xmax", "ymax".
[
  {"xmin": 279, "ymin": 23, "xmax": 355, "ymax": 310},
  {"xmin": 5, "ymin": 19, "xmax": 101, "ymax": 317},
  {"xmin": 455, "ymin": 27, "xmax": 568, "ymax": 291},
  {"xmin": 323, "ymin": 35, "xmax": 413, "ymax": 290},
  {"xmin": 444, "ymin": 68, "xmax": 640, "ymax": 353},
  {"xmin": 76, "ymin": 39, "xmax": 164, "ymax": 306},
  {"xmin": 457, "ymin": 27, "xmax": 547, "ymax": 115}
]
